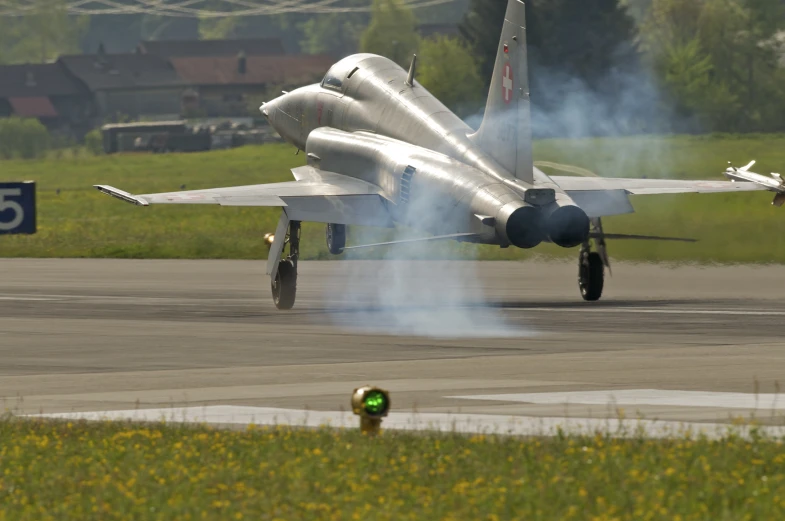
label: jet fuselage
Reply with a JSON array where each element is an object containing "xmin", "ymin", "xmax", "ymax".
[{"xmin": 263, "ymin": 54, "xmax": 590, "ymax": 249}]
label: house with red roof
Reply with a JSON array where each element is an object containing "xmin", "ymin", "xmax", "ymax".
[{"xmin": 0, "ymin": 63, "xmax": 93, "ymax": 136}]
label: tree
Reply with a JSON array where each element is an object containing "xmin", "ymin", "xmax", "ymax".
[
  {"xmin": 728, "ymin": 0, "xmax": 785, "ymax": 130},
  {"xmin": 300, "ymin": 12, "xmax": 366, "ymax": 57},
  {"xmin": 359, "ymin": 0, "xmax": 420, "ymax": 67},
  {"xmin": 464, "ymin": 0, "xmax": 640, "ymax": 78},
  {"xmin": 199, "ymin": 16, "xmax": 240, "ymax": 40},
  {"xmin": 0, "ymin": 18, "xmax": 13, "ymax": 63},
  {"xmin": 461, "ymin": 0, "xmax": 643, "ymax": 137},
  {"xmin": 141, "ymin": 15, "xmax": 197, "ymax": 41},
  {"xmin": 620, "ymin": 0, "xmax": 653, "ymax": 24},
  {"xmin": 529, "ymin": 0, "xmax": 639, "ymax": 88},
  {"xmin": 641, "ymin": 0, "xmax": 785, "ymax": 132},
  {"xmin": 418, "ymin": 36, "xmax": 484, "ymax": 118},
  {"xmin": 659, "ymin": 37, "xmax": 741, "ymax": 130},
  {"xmin": 0, "ymin": 0, "xmax": 88, "ymax": 64},
  {"xmin": 459, "ymin": 0, "xmax": 509, "ymax": 83}
]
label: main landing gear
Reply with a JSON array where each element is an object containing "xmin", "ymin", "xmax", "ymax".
[
  {"xmin": 578, "ymin": 218, "xmax": 610, "ymax": 302},
  {"xmin": 272, "ymin": 220, "xmax": 301, "ymax": 310},
  {"xmin": 326, "ymin": 223, "xmax": 346, "ymax": 255}
]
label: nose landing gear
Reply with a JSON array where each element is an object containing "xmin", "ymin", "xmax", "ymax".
[
  {"xmin": 272, "ymin": 220, "xmax": 301, "ymax": 310},
  {"xmin": 578, "ymin": 218, "xmax": 610, "ymax": 302}
]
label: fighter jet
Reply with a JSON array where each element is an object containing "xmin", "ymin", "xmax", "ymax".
[
  {"xmin": 95, "ymin": 0, "xmax": 775, "ymax": 309},
  {"xmin": 723, "ymin": 161, "xmax": 785, "ymax": 206}
]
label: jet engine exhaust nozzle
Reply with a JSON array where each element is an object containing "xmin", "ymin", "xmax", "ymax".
[
  {"xmin": 504, "ymin": 206, "xmax": 544, "ymax": 249},
  {"xmin": 544, "ymin": 205, "xmax": 590, "ymax": 249}
]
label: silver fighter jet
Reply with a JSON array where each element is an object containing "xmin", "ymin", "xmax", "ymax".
[{"xmin": 95, "ymin": 0, "xmax": 776, "ymax": 309}]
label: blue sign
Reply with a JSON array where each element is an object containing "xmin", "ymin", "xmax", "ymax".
[{"xmin": 0, "ymin": 182, "xmax": 36, "ymax": 235}]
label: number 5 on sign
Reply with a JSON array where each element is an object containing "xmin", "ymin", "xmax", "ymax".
[{"xmin": 0, "ymin": 182, "xmax": 36, "ymax": 235}]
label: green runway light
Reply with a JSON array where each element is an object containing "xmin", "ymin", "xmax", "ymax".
[
  {"xmin": 351, "ymin": 386, "xmax": 391, "ymax": 436},
  {"xmin": 364, "ymin": 391, "xmax": 389, "ymax": 416}
]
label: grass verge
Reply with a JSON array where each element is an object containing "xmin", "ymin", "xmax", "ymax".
[
  {"xmin": 1, "ymin": 134, "xmax": 785, "ymax": 262},
  {"xmin": 0, "ymin": 418, "xmax": 784, "ymax": 520}
]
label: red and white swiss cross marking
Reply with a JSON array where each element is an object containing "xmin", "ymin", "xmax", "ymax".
[{"xmin": 502, "ymin": 62, "xmax": 514, "ymax": 104}]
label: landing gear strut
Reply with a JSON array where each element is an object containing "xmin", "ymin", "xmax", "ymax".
[
  {"xmin": 578, "ymin": 218, "xmax": 610, "ymax": 302},
  {"xmin": 272, "ymin": 220, "xmax": 301, "ymax": 310}
]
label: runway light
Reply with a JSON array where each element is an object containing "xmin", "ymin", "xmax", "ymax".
[{"xmin": 351, "ymin": 385, "xmax": 390, "ymax": 436}]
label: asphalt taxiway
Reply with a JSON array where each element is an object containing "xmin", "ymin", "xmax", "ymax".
[{"xmin": 2, "ymin": 258, "xmax": 785, "ymax": 427}]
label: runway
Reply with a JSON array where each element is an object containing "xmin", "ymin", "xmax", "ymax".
[{"xmin": 2, "ymin": 258, "xmax": 785, "ymax": 429}]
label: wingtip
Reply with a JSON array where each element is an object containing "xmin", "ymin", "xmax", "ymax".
[{"xmin": 94, "ymin": 185, "xmax": 149, "ymax": 206}]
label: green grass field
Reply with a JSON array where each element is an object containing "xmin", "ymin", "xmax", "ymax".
[
  {"xmin": 2, "ymin": 134, "xmax": 785, "ymax": 262},
  {"xmin": 1, "ymin": 418, "xmax": 784, "ymax": 520}
]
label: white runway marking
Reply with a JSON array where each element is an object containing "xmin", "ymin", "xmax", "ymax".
[
  {"xmin": 511, "ymin": 307, "xmax": 785, "ymax": 317},
  {"xmin": 449, "ymin": 389, "xmax": 785, "ymax": 410},
  {"xmin": 26, "ymin": 405, "xmax": 785, "ymax": 439},
  {"xmin": 0, "ymin": 296, "xmax": 65, "ymax": 301},
  {"xmin": 0, "ymin": 294, "xmax": 262, "ymax": 305}
]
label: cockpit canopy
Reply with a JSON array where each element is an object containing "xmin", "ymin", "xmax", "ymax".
[{"xmin": 320, "ymin": 56, "xmax": 365, "ymax": 93}]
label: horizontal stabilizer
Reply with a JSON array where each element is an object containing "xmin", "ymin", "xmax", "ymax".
[
  {"xmin": 592, "ymin": 233, "xmax": 697, "ymax": 243},
  {"xmin": 344, "ymin": 233, "xmax": 480, "ymax": 250}
]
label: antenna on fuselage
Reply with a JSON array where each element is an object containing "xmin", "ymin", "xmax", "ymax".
[{"xmin": 405, "ymin": 54, "xmax": 417, "ymax": 87}]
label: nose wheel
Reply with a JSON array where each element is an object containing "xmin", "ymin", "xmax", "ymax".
[
  {"xmin": 578, "ymin": 218, "xmax": 609, "ymax": 302},
  {"xmin": 271, "ymin": 221, "xmax": 300, "ymax": 310}
]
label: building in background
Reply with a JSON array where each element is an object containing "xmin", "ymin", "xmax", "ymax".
[
  {"xmin": 137, "ymin": 37, "xmax": 331, "ymax": 118},
  {"xmin": 57, "ymin": 49, "xmax": 190, "ymax": 123},
  {"xmin": 0, "ymin": 37, "xmax": 334, "ymax": 138},
  {"xmin": 0, "ymin": 63, "xmax": 93, "ymax": 137},
  {"xmin": 170, "ymin": 53, "xmax": 333, "ymax": 117},
  {"xmin": 136, "ymin": 38, "xmax": 286, "ymax": 58}
]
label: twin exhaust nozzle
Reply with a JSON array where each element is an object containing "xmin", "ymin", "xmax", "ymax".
[{"xmin": 501, "ymin": 201, "xmax": 590, "ymax": 250}]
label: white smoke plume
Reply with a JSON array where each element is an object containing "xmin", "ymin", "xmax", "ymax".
[{"xmin": 327, "ymin": 194, "xmax": 536, "ymax": 339}]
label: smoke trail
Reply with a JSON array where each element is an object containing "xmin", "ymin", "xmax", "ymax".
[
  {"xmin": 327, "ymin": 192, "xmax": 536, "ymax": 339},
  {"xmin": 465, "ymin": 50, "xmax": 690, "ymax": 180},
  {"xmin": 327, "ymin": 257, "xmax": 534, "ymax": 339}
]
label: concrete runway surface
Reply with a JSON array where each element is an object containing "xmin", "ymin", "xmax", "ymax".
[{"xmin": 3, "ymin": 258, "xmax": 785, "ymax": 429}]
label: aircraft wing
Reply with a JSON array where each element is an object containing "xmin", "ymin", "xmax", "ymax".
[
  {"xmin": 550, "ymin": 176, "xmax": 769, "ymax": 195},
  {"xmin": 94, "ymin": 166, "xmax": 395, "ymax": 227}
]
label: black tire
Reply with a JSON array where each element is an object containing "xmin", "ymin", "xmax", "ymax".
[
  {"xmin": 326, "ymin": 223, "xmax": 346, "ymax": 255},
  {"xmin": 272, "ymin": 259, "xmax": 297, "ymax": 310},
  {"xmin": 579, "ymin": 252, "xmax": 604, "ymax": 302}
]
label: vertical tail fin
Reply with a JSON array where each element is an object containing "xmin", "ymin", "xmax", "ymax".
[{"xmin": 468, "ymin": 0, "xmax": 533, "ymax": 185}]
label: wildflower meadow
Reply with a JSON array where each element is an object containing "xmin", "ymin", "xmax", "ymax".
[{"xmin": 0, "ymin": 418, "xmax": 783, "ymax": 519}]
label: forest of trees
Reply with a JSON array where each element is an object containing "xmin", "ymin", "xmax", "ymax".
[{"xmin": 1, "ymin": 0, "xmax": 785, "ymax": 135}]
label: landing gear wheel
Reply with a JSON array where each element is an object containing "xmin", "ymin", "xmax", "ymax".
[
  {"xmin": 579, "ymin": 250, "xmax": 604, "ymax": 302},
  {"xmin": 272, "ymin": 259, "xmax": 297, "ymax": 310},
  {"xmin": 271, "ymin": 220, "xmax": 300, "ymax": 310},
  {"xmin": 326, "ymin": 223, "xmax": 346, "ymax": 255}
]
